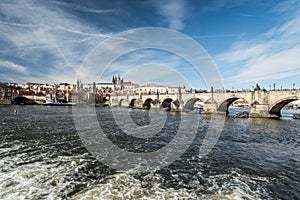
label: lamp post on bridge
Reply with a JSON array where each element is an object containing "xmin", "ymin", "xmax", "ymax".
[{"xmin": 293, "ymin": 83, "xmax": 295, "ymax": 90}]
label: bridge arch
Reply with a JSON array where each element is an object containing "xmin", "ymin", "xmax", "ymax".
[
  {"xmin": 129, "ymin": 98, "xmax": 136, "ymax": 108},
  {"xmin": 118, "ymin": 99, "xmax": 125, "ymax": 107},
  {"xmin": 143, "ymin": 98, "xmax": 153, "ymax": 109},
  {"xmin": 217, "ymin": 97, "xmax": 249, "ymax": 114},
  {"xmin": 184, "ymin": 98, "xmax": 203, "ymax": 111},
  {"xmin": 269, "ymin": 97, "xmax": 299, "ymax": 117},
  {"xmin": 161, "ymin": 98, "xmax": 173, "ymax": 111}
]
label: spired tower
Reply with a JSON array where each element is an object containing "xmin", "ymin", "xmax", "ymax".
[
  {"xmin": 112, "ymin": 74, "xmax": 124, "ymax": 91},
  {"xmin": 112, "ymin": 74, "xmax": 121, "ymax": 85},
  {"xmin": 112, "ymin": 75, "xmax": 116, "ymax": 85},
  {"xmin": 117, "ymin": 74, "xmax": 121, "ymax": 85}
]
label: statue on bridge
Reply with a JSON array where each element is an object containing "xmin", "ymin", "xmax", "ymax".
[{"xmin": 254, "ymin": 83, "xmax": 261, "ymax": 91}]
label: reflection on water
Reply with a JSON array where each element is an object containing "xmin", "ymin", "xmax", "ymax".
[
  {"xmin": 229, "ymin": 107, "xmax": 300, "ymax": 120},
  {"xmin": 281, "ymin": 109, "xmax": 300, "ymax": 119},
  {"xmin": 0, "ymin": 105, "xmax": 299, "ymax": 199}
]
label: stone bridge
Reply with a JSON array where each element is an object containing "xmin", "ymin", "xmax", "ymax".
[{"xmin": 109, "ymin": 88, "xmax": 300, "ymax": 118}]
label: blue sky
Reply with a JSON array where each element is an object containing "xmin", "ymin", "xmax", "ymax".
[{"xmin": 0, "ymin": 0, "xmax": 300, "ymax": 90}]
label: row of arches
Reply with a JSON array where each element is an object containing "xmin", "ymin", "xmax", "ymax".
[
  {"xmin": 119, "ymin": 97, "xmax": 204, "ymax": 111},
  {"xmin": 125, "ymin": 98, "xmax": 175, "ymax": 110},
  {"xmin": 218, "ymin": 96, "xmax": 300, "ymax": 117},
  {"xmin": 117, "ymin": 96, "xmax": 300, "ymax": 117},
  {"xmin": 126, "ymin": 97, "xmax": 243, "ymax": 113}
]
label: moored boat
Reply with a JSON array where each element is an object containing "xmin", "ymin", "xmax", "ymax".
[
  {"xmin": 43, "ymin": 94, "xmax": 76, "ymax": 106},
  {"xmin": 43, "ymin": 102, "xmax": 76, "ymax": 106},
  {"xmin": 293, "ymin": 114, "xmax": 300, "ymax": 119}
]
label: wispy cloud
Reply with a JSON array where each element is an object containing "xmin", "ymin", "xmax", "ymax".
[
  {"xmin": 123, "ymin": 63, "xmax": 191, "ymax": 87},
  {"xmin": 74, "ymin": 7, "xmax": 119, "ymax": 14},
  {"xmin": 99, "ymin": 49, "xmax": 188, "ymax": 82},
  {"xmin": 0, "ymin": 0, "xmax": 112, "ymax": 83},
  {"xmin": 270, "ymin": 0, "xmax": 300, "ymax": 15},
  {"xmin": 192, "ymin": 34, "xmax": 244, "ymax": 39},
  {"xmin": 199, "ymin": 0, "xmax": 248, "ymax": 13},
  {"xmin": 154, "ymin": 0, "xmax": 186, "ymax": 30},
  {"xmin": 0, "ymin": 60, "xmax": 27, "ymax": 74},
  {"xmin": 216, "ymin": 1, "xmax": 300, "ymax": 85},
  {"xmin": 51, "ymin": 1, "xmax": 120, "ymax": 14},
  {"xmin": 96, "ymin": 48, "xmax": 206, "ymax": 89}
]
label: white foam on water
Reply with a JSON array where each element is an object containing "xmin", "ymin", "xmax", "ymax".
[
  {"xmin": 0, "ymin": 144, "xmax": 270, "ymax": 199},
  {"xmin": 71, "ymin": 170, "xmax": 270, "ymax": 200},
  {"xmin": 0, "ymin": 151, "xmax": 90, "ymax": 200},
  {"xmin": 71, "ymin": 173, "xmax": 198, "ymax": 200},
  {"xmin": 200, "ymin": 170, "xmax": 270, "ymax": 200}
]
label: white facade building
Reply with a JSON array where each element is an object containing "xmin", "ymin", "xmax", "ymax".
[{"xmin": 137, "ymin": 84, "xmax": 186, "ymax": 95}]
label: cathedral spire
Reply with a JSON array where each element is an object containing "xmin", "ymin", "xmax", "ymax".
[{"xmin": 112, "ymin": 75, "xmax": 116, "ymax": 84}]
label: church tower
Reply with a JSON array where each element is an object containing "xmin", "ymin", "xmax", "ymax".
[{"xmin": 112, "ymin": 75, "xmax": 116, "ymax": 85}]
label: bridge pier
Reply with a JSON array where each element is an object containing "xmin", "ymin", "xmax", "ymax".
[
  {"xmin": 132, "ymin": 99, "xmax": 144, "ymax": 109},
  {"xmin": 120, "ymin": 99, "xmax": 130, "ymax": 107},
  {"xmin": 203, "ymin": 98, "xmax": 219, "ymax": 114},
  {"xmin": 250, "ymin": 104, "xmax": 279, "ymax": 118},
  {"xmin": 170, "ymin": 104, "xmax": 183, "ymax": 112},
  {"xmin": 111, "ymin": 98, "xmax": 119, "ymax": 107},
  {"xmin": 151, "ymin": 103, "xmax": 160, "ymax": 110}
]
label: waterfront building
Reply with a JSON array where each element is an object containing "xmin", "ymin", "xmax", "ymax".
[
  {"xmin": 0, "ymin": 82, "xmax": 12, "ymax": 105},
  {"xmin": 120, "ymin": 82, "xmax": 139, "ymax": 94},
  {"xmin": 231, "ymin": 99, "xmax": 250, "ymax": 108},
  {"xmin": 9, "ymin": 82, "xmax": 79, "ymax": 104},
  {"xmin": 285, "ymin": 100, "xmax": 300, "ymax": 109},
  {"xmin": 58, "ymin": 83, "xmax": 76, "ymax": 91},
  {"xmin": 112, "ymin": 74, "xmax": 139, "ymax": 93},
  {"xmin": 95, "ymin": 83, "xmax": 115, "ymax": 93}
]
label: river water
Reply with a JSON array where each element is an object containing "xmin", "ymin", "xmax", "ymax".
[{"xmin": 0, "ymin": 105, "xmax": 299, "ymax": 199}]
